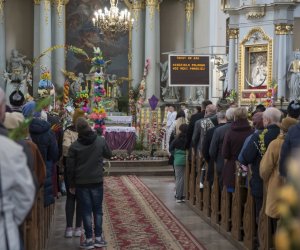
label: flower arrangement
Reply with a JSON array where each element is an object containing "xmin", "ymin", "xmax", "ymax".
[
  {"xmin": 264, "ymin": 79, "xmax": 278, "ymax": 107},
  {"xmin": 75, "ymin": 90, "xmax": 90, "ymax": 113},
  {"xmin": 258, "ymin": 128, "xmax": 268, "ymax": 157}
]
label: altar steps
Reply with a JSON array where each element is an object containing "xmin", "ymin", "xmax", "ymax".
[{"xmin": 107, "ymin": 160, "xmax": 174, "ymax": 176}]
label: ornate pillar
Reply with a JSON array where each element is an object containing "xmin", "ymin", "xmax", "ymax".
[
  {"xmin": 40, "ymin": 0, "xmax": 52, "ymax": 77},
  {"xmin": 132, "ymin": 0, "xmax": 145, "ymax": 89},
  {"xmin": 275, "ymin": 23, "xmax": 293, "ymax": 100},
  {"xmin": 52, "ymin": 0, "xmax": 66, "ymax": 91},
  {"xmin": 227, "ymin": 28, "xmax": 239, "ymax": 91},
  {"xmin": 33, "ymin": 0, "xmax": 41, "ymax": 97},
  {"xmin": 0, "ymin": 0, "xmax": 6, "ymax": 90},
  {"xmin": 184, "ymin": 0, "xmax": 194, "ymax": 102},
  {"xmin": 145, "ymin": 0, "xmax": 160, "ymax": 99}
]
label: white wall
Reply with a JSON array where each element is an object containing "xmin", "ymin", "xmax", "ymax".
[{"xmin": 5, "ymin": 0, "xmax": 34, "ymax": 62}]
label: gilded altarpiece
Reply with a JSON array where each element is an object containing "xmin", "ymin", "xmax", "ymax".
[{"xmin": 239, "ymin": 27, "xmax": 273, "ymax": 104}]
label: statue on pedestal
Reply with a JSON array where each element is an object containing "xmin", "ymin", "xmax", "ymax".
[
  {"xmin": 160, "ymin": 61, "xmax": 180, "ymax": 101},
  {"xmin": 7, "ymin": 49, "xmax": 29, "ymax": 83},
  {"xmin": 288, "ymin": 51, "xmax": 300, "ymax": 101}
]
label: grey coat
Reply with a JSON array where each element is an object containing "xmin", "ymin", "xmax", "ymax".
[{"xmin": 0, "ymin": 135, "xmax": 35, "ymax": 250}]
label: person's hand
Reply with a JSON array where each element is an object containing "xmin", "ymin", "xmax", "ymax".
[{"xmin": 69, "ymin": 188, "xmax": 76, "ymax": 195}]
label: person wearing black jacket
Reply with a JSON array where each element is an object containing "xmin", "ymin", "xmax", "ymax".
[
  {"xmin": 240, "ymin": 107, "xmax": 281, "ymax": 223},
  {"xmin": 202, "ymin": 111, "xmax": 227, "ymax": 186},
  {"xmin": 67, "ymin": 117, "xmax": 112, "ymax": 249},
  {"xmin": 186, "ymin": 100, "xmax": 212, "ymax": 149}
]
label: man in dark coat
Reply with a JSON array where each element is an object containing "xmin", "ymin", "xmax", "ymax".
[
  {"xmin": 202, "ymin": 110, "xmax": 227, "ymax": 186},
  {"xmin": 23, "ymin": 101, "xmax": 59, "ymax": 207},
  {"xmin": 67, "ymin": 118, "xmax": 112, "ymax": 249},
  {"xmin": 279, "ymin": 100, "xmax": 300, "ymax": 177},
  {"xmin": 209, "ymin": 107, "xmax": 235, "ymax": 186},
  {"xmin": 186, "ymin": 100, "xmax": 212, "ymax": 149},
  {"xmin": 240, "ymin": 107, "xmax": 281, "ymax": 222}
]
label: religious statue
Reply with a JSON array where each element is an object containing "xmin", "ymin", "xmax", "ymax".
[
  {"xmin": 160, "ymin": 60, "xmax": 180, "ymax": 101},
  {"xmin": 288, "ymin": 51, "xmax": 300, "ymax": 101},
  {"xmin": 71, "ymin": 72, "xmax": 85, "ymax": 93},
  {"xmin": 194, "ymin": 88, "xmax": 205, "ymax": 104},
  {"xmin": 7, "ymin": 49, "xmax": 29, "ymax": 82}
]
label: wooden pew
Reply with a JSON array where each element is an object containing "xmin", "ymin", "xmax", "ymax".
[
  {"xmin": 243, "ymin": 170, "xmax": 256, "ymax": 250},
  {"xmin": 189, "ymin": 149, "xmax": 196, "ymax": 205},
  {"xmin": 203, "ymin": 161, "xmax": 211, "ymax": 217},
  {"xmin": 258, "ymin": 186, "xmax": 272, "ymax": 250},
  {"xmin": 231, "ymin": 162, "xmax": 247, "ymax": 241},
  {"xmin": 221, "ymin": 186, "xmax": 232, "ymax": 232},
  {"xmin": 185, "ymin": 150, "xmax": 190, "ymax": 200},
  {"xmin": 195, "ymin": 154, "xmax": 204, "ymax": 210},
  {"xmin": 211, "ymin": 164, "xmax": 220, "ymax": 224}
]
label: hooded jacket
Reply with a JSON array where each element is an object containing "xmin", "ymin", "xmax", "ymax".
[
  {"xmin": 67, "ymin": 131, "xmax": 112, "ymax": 188},
  {"xmin": 29, "ymin": 118, "xmax": 58, "ymax": 206},
  {"xmin": 222, "ymin": 119, "xmax": 253, "ymax": 188}
]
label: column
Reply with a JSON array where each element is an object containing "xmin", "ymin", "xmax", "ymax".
[
  {"xmin": 184, "ymin": 0, "xmax": 194, "ymax": 102},
  {"xmin": 145, "ymin": 0, "xmax": 160, "ymax": 99},
  {"xmin": 33, "ymin": 0, "xmax": 40, "ymax": 97},
  {"xmin": 0, "ymin": 0, "xmax": 5, "ymax": 90},
  {"xmin": 40, "ymin": 0, "xmax": 52, "ymax": 76},
  {"xmin": 155, "ymin": 1, "xmax": 160, "ymax": 97},
  {"xmin": 132, "ymin": 0, "xmax": 145, "ymax": 89},
  {"xmin": 52, "ymin": 0, "xmax": 66, "ymax": 91},
  {"xmin": 275, "ymin": 23, "xmax": 293, "ymax": 100},
  {"xmin": 227, "ymin": 28, "xmax": 239, "ymax": 91}
]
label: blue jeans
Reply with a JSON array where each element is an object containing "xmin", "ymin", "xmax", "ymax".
[{"xmin": 76, "ymin": 184, "xmax": 104, "ymax": 239}]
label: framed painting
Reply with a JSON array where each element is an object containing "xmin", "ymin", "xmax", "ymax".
[
  {"xmin": 239, "ymin": 27, "xmax": 273, "ymax": 104},
  {"xmin": 66, "ymin": 0, "xmax": 132, "ymax": 95}
]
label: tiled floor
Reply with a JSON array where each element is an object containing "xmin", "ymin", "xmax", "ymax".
[{"xmin": 46, "ymin": 176, "xmax": 237, "ymax": 250}]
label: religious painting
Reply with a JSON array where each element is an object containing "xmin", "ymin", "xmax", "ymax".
[
  {"xmin": 239, "ymin": 27, "xmax": 273, "ymax": 104},
  {"xmin": 66, "ymin": 0, "xmax": 130, "ymax": 93},
  {"xmin": 245, "ymin": 47, "xmax": 268, "ymax": 89}
]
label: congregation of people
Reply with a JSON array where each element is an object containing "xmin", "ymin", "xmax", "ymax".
[
  {"xmin": 166, "ymin": 98, "xmax": 300, "ymax": 246},
  {"xmin": 2, "ymin": 83, "xmax": 300, "ymax": 249},
  {"xmin": 0, "ymin": 87, "xmax": 111, "ymax": 250}
]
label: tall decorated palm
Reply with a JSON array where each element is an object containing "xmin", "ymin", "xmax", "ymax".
[{"xmin": 89, "ymin": 47, "xmax": 111, "ymax": 133}]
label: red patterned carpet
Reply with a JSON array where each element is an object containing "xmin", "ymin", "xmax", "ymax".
[{"xmin": 101, "ymin": 176, "xmax": 205, "ymax": 250}]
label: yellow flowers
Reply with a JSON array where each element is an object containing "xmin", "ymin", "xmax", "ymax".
[
  {"xmin": 279, "ymin": 185, "xmax": 299, "ymax": 207},
  {"xmin": 276, "ymin": 229, "xmax": 290, "ymax": 250}
]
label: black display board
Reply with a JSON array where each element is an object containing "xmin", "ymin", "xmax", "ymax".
[{"xmin": 168, "ymin": 55, "xmax": 210, "ymax": 86}]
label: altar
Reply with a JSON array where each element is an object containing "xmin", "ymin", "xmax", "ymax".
[{"xmin": 105, "ymin": 126, "xmax": 136, "ymax": 151}]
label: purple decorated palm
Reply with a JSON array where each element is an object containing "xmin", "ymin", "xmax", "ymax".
[{"xmin": 148, "ymin": 95, "xmax": 159, "ymax": 110}]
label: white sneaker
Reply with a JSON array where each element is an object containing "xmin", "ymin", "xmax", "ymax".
[
  {"xmin": 65, "ymin": 227, "xmax": 73, "ymax": 238},
  {"xmin": 199, "ymin": 182, "xmax": 204, "ymax": 189},
  {"xmin": 176, "ymin": 199, "xmax": 184, "ymax": 203},
  {"xmin": 74, "ymin": 227, "xmax": 81, "ymax": 237}
]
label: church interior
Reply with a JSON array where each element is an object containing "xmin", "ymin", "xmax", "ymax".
[{"xmin": 1, "ymin": 0, "xmax": 300, "ymax": 250}]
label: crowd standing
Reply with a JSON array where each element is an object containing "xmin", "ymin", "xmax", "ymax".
[
  {"xmin": 167, "ymin": 98, "xmax": 300, "ymax": 247},
  {"xmin": 0, "ymin": 87, "xmax": 112, "ymax": 250},
  {"xmin": 2, "ymin": 84, "xmax": 300, "ymax": 249}
]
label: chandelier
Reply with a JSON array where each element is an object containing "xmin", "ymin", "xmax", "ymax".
[{"xmin": 92, "ymin": 0, "xmax": 134, "ymax": 39}]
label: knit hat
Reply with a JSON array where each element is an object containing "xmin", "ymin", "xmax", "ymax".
[
  {"xmin": 9, "ymin": 90, "xmax": 25, "ymax": 107},
  {"xmin": 22, "ymin": 101, "xmax": 41, "ymax": 118},
  {"xmin": 3, "ymin": 112, "xmax": 25, "ymax": 129},
  {"xmin": 287, "ymin": 100, "xmax": 300, "ymax": 119},
  {"xmin": 280, "ymin": 117, "xmax": 298, "ymax": 133},
  {"xmin": 252, "ymin": 112, "xmax": 264, "ymax": 130},
  {"xmin": 76, "ymin": 117, "xmax": 91, "ymax": 135},
  {"xmin": 72, "ymin": 109, "xmax": 85, "ymax": 124}
]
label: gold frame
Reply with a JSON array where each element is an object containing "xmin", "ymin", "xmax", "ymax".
[{"xmin": 239, "ymin": 27, "xmax": 273, "ymax": 104}]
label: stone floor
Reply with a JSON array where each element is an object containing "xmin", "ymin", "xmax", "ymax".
[{"xmin": 46, "ymin": 176, "xmax": 237, "ymax": 250}]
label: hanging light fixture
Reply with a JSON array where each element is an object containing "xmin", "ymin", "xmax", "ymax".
[{"xmin": 92, "ymin": 0, "xmax": 134, "ymax": 39}]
